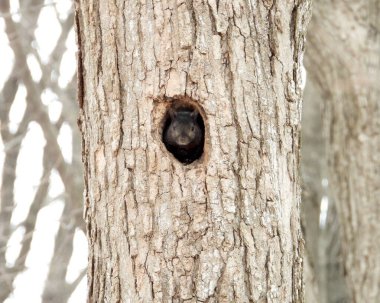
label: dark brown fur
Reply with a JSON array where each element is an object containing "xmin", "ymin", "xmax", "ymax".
[{"xmin": 163, "ymin": 107, "xmax": 204, "ymax": 164}]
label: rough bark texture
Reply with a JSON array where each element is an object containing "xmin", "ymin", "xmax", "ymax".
[
  {"xmin": 76, "ymin": 1, "xmax": 311, "ymax": 302},
  {"xmin": 306, "ymin": 1, "xmax": 380, "ymax": 302}
]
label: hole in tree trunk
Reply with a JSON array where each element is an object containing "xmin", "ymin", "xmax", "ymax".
[{"xmin": 162, "ymin": 102, "xmax": 205, "ymax": 165}]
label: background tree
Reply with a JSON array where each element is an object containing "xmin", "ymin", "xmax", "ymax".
[
  {"xmin": 76, "ymin": 1, "xmax": 311, "ymax": 302},
  {"xmin": 304, "ymin": 0, "xmax": 380, "ymax": 302},
  {"xmin": 301, "ymin": 79, "xmax": 350, "ymax": 303}
]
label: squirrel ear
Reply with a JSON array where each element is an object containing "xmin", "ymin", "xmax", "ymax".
[
  {"xmin": 169, "ymin": 108, "xmax": 177, "ymax": 119},
  {"xmin": 190, "ymin": 110, "xmax": 198, "ymax": 120}
]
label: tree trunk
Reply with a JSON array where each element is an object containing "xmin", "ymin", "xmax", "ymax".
[
  {"xmin": 306, "ymin": 1, "xmax": 380, "ymax": 302},
  {"xmin": 76, "ymin": 1, "xmax": 311, "ymax": 302}
]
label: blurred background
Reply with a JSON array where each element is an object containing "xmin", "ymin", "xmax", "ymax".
[
  {"xmin": 1, "ymin": 0, "xmax": 378, "ymax": 303},
  {"xmin": 0, "ymin": 1, "xmax": 86, "ymax": 302}
]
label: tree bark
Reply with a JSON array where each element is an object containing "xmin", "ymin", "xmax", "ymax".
[
  {"xmin": 306, "ymin": 1, "xmax": 380, "ymax": 302},
  {"xmin": 76, "ymin": 1, "xmax": 311, "ymax": 302}
]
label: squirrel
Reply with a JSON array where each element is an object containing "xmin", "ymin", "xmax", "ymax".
[{"xmin": 163, "ymin": 106, "xmax": 204, "ymax": 164}]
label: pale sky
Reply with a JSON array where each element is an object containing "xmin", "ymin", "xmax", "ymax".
[{"xmin": 0, "ymin": 1, "xmax": 87, "ymax": 302}]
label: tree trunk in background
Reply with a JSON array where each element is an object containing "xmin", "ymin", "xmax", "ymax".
[
  {"xmin": 301, "ymin": 79, "xmax": 350, "ymax": 303},
  {"xmin": 303, "ymin": 255, "xmax": 319, "ymax": 303},
  {"xmin": 76, "ymin": 1, "xmax": 311, "ymax": 302},
  {"xmin": 306, "ymin": 1, "xmax": 380, "ymax": 302},
  {"xmin": 300, "ymin": 81, "xmax": 324, "ymax": 303}
]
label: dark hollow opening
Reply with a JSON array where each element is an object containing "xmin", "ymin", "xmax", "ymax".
[{"xmin": 162, "ymin": 104, "xmax": 205, "ymax": 165}]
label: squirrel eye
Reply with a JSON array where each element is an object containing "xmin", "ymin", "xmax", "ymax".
[{"xmin": 191, "ymin": 126, "xmax": 195, "ymax": 131}]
